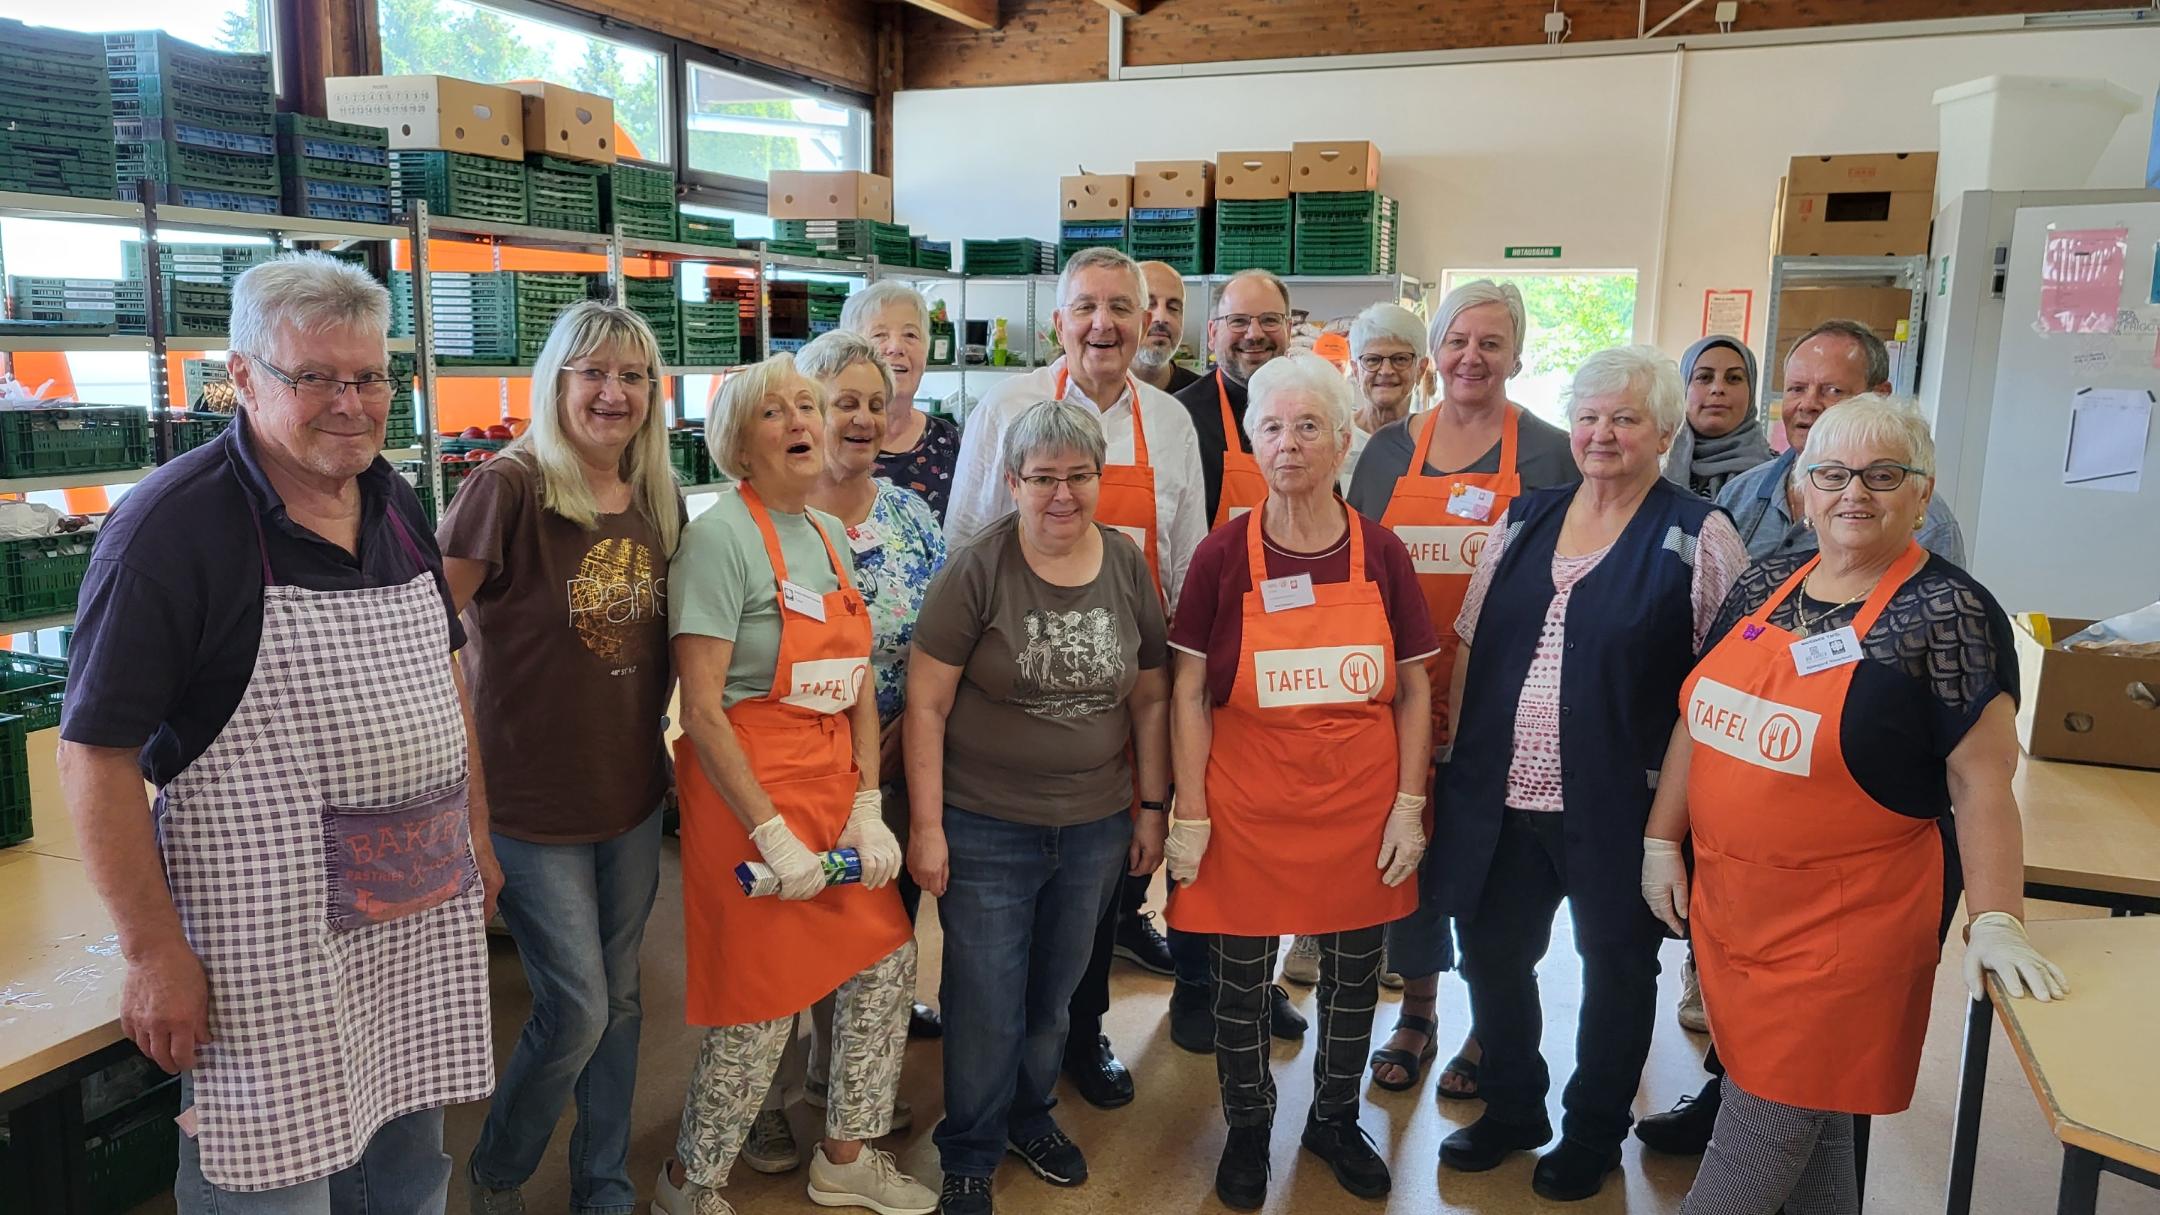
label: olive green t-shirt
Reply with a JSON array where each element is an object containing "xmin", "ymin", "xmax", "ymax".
[{"xmin": 670, "ymin": 489, "xmax": 857, "ymax": 706}]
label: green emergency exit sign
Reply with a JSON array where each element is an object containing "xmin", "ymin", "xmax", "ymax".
[{"xmin": 1505, "ymin": 245, "xmax": 1562, "ymax": 259}]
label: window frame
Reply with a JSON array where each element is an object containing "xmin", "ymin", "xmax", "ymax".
[{"xmin": 676, "ymin": 50, "xmax": 875, "ymax": 211}]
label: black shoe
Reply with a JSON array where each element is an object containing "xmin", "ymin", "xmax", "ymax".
[
  {"xmin": 1169, "ymin": 979, "xmax": 1214, "ymax": 1054},
  {"xmin": 1634, "ymin": 1077, "xmax": 1721, "ymax": 1155},
  {"xmin": 1214, "ymin": 1124, "xmax": 1271, "ymax": 1211},
  {"xmin": 1268, "ymin": 983, "xmax": 1307, "ymax": 1041},
  {"xmin": 939, "ymin": 1174, "xmax": 992, "ymax": 1214},
  {"xmin": 1301, "ymin": 1109, "xmax": 1391, "ymax": 1199},
  {"xmin": 1439, "ymin": 1113, "xmax": 1553, "ymax": 1172},
  {"xmin": 1532, "ymin": 1139, "xmax": 1623, "ymax": 1202},
  {"xmin": 1112, "ymin": 909, "xmax": 1175, "ymax": 975},
  {"xmin": 1062, "ymin": 1033, "xmax": 1134, "ymax": 1109},
  {"xmin": 1006, "ymin": 1125, "xmax": 1087, "ymax": 1187},
  {"xmin": 908, "ymin": 1000, "xmax": 943, "ymax": 1040}
]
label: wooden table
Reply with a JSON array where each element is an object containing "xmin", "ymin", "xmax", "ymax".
[
  {"xmin": 1946, "ymin": 919, "xmax": 2160, "ymax": 1214},
  {"xmin": 2015, "ymin": 757, "xmax": 2160, "ymax": 913}
]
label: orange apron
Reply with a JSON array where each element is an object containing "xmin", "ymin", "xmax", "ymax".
[
  {"xmin": 1166, "ymin": 507, "xmax": 1414, "ymax": 936},
  {"xmin": 1056, "ymin": 365, "xmax": 1162, "ymax": 597},
  {"xmin": 1377, "ymin": 406, "xmax": 1522, "ymax": 750},
  {"xmin": 1682, "ymin": 541, "xmax": 1941, "ymax": 1114},
  {"xmin": 1213, "ymin": 369, "xmax": 1268, "ymax": 527},
  {"xmin": 673, "ymin": 484, "xmax": 911, "ymax": 1027}
]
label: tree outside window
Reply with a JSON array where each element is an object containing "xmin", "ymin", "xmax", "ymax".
[{"xmin": 1440, "ymin": 270, "xmax": 1639, "ymax": 427}]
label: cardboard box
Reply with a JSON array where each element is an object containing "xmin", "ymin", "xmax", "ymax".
[
  {"xmin": 1775, "ymin": 152, "xmax": 1938, "ymax": 256},
  {"xmin": 1061, "ymin": 173, "xmax": 1132, "ymax": 220},
  {"xmin": 1291, "ymin": 140, "xmax": 1382, "ymax": 191},
  {"xmin": 769, "ymin": 171, "xmax": 893, "ymax": 221},
  {"xmin": 1217, "ymin": 151, "xmax": 1292, "ymax": 200},
  {"xmin": 512, "ymin": 82, "xmax": 614, "ymax": 164},
  {"xmin": 2012, "ymin": 616, "xmax": 2160, "ymax": 770},
  {"xmin": 1767, "ymin": 285, "xmax": 1912, "ymax": 390},
  {"xmin": 325, "ymin": 75, "xmax": 525, "ymax": 161},
  {"xmin": 1134, "ymin": 160, "xmax": 1213, "ymax": 208}
]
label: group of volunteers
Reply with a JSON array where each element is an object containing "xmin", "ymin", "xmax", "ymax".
[{"xmin": 53, "ymin": 244, "xmax": 2069, "ymax": 1215}]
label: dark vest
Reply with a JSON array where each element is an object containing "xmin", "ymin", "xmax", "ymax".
[{"xmin": 1437, "ymin": 477, "xmax": 1720, "ymax": 944}]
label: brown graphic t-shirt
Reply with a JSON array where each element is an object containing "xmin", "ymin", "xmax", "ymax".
[{"xmin": 439, "ymin": 452, "xmax": 677, "ymax": 843}]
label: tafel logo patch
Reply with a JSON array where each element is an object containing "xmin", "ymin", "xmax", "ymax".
[
  {"xmin": 1254, "ymin": 645, "xmax": 1387, "ymax": 708},
  {"xmin": 1393, "ymin": 525, "xmax": 1488, "ymax": 575},
  {"xmin": 1687, "ymin": 677, "xmax": 1818, "ymax": 777},
  {"xmin": 784, "ymin": 657, "xmax": 867, "ymax": 714}
]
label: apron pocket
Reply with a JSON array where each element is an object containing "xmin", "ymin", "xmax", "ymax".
[
  {"xmin": 322, "ymin": 781, "xmax": 476, "ymax": 931},
  {"xmin": 1700, "ymin": 849, "xmax": 1841, "ymax": 971}
]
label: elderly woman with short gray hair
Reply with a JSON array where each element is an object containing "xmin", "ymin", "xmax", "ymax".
[
  {"xmin": 1434, "ymin": 345, "xmax": 1749, "ymax": 1201},
  {"xmin": 841, "ymin": 280, "xmax": 959, "ymax": 518},
  {"xmin": 1164, "ymin": 353, "xmax": 1441, "ymax": 1209},
  {"xmin": 904, "ymin": 397, "xmax": 1169, "ymax": 1215},
  {"xmin": 1347, "ymin": 302, "xmax": 1431, "ymax": 435}
]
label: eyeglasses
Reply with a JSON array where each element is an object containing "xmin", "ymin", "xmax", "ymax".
[
  {"xmin": 1358, "ymin": 352, "xmax": 1417, "ymax": 372},
  {"xmin": 1804, "ymin": 461, "xmax": 1928, "ymax": 492},
  {"xmin": 1018, "ymin": 471, "xmax": 1101, "ymax": 493},
  {"xmin": 1219, "ymin": 312, "xmax": 1287, "ymax": 334},
  {"xmin": 563, "ymin": 367, "xmax": 652, "ymax": 392},
  {"xmin": 245, "ymin": 355, "xmax": 397, "ymax": 405}
]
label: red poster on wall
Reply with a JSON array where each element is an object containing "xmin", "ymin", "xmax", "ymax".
[{"xmin": 1701, "ymin": 289, "xmax": 1752, "ymax": 339}]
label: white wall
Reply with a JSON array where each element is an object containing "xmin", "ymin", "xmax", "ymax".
[{"xmin": 893, "ymin": 24, "xmax": 2160, "ymax": 362}]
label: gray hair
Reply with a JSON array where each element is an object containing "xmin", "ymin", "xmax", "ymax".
[
  {"xmin": 518, "ymin": 300, "xmax": 680, "ymax": 553},
  {"xmin": 1789, "ymin": 392, "xmax": 1936, "ymax": 493},
  {"xmin": 1056, "ymin": 246, "xmax": 1149, "ymax": 311},
  {"xmin": 839, "ymin": 279, "xmax": 931, "ymax": 335},
  {"xmin": 1786, "ymin": 319, "xmax": 1892, "ymax": 391},
  {"xmin": 1349, "ymin": 303, "xmax": 1426, "ymax": 360},
  {"xmin": 1568, "ymin": 344, "xmax": 1685, "ymax": 438},
  {"xmin": 229, "ymin": 252, "xmax": 389, "ymax": 364},
  {"xmin": 1212, "ymin": 268, "xmax": 1290, "ymax": 316},
  {"xmin": 797, "ymin": 330, "xmax": 895, "ymax": 403},
  {"xmin": 708, "ymin": 354, "xmax": 822, "ymax": 481},
  {"xmin": 1428, "ymin": 279, "xmax": 1526, "ymax": 361},
  {"xmin": 1001, "ymin": 398, "xmax": 1107, "ymax": 479},
  {"xmin": 1245, "ymin": 351, "xmax": 1356, "ymax": 441}
]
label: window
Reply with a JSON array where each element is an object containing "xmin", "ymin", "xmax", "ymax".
[
  {"xmin": 1440, "ymin": 269, "xmax": 1639, "ymax": 428},
  {"xmin": 376, "ymin": 0, "xmax": 669, "ymax": 163},
  {"xmin": 684, "ymin": 62, "xmax": 869, "ymax": 184},
  {"xmin": 0, "ymin": 1, "xmax": 275, "ymax": 62}
]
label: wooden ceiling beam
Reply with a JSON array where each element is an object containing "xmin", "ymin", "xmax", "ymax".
[
  {"xmin": 1091, "ymin": 0, "xmax": 1151, "ymax": 14},
  {"xmin": 900, "ymin": 0, "xmax": 1001, "ymax": 30}
]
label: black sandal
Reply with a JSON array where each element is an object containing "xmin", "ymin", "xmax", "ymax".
[
  {"xmin": 1438, "ymin": 1053, "xmax": 1481, "ymax": 1100},
  {"xmin": 1368, "ymin": 1012, "xmax": 1439, "ymax": 1092}
]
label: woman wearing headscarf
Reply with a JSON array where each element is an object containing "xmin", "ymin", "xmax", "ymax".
[{"xmin": 1664, "ymin": 336, "xmax": 1774, "ymax": 501}]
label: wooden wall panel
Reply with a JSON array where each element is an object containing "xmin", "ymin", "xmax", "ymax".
[
  {"xmin": 575, "ymin": 0, "xmax": 880, "ymax": 94},
  {"xmin": 903, "ymin": 0, "xmax": 1106, "ymax": 89}
]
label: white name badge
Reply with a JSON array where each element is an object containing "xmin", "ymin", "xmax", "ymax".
[
  {"xmin": 1105, "ymin": 523, "xmax": 1148, "ymax": 552},
  {"xmin": 782, "ymin": 657, "xmax": 867, "ymax": 714},
  {"xmin": 1790, "ymin": 626, "xmax": 1863, "ymax": 677},
  {"xmin": 1686, "ymin": 676, "xmax": 1820, "ymax": 777},
  {"xmin": 780, "ymin": 580, "xmax": 827, "ymax": 622},
  {"xmin": 1392, "ymin": 524, "xmax": 1490, "ymax": 576},
  {"xmin": 1259, "ymin": 573, "xmax": 1316, "ymax": 613},
  {"xmin": 1254, "ymin": 645, "xmax": 1388, "ymax": 708},
  {"xmin": 1228, "ymin": 505, "xmax": 1252, "ymax": 521},
  {"xmin": 846, "ymin": 522, "xmax": 883, "ymax": 555},
  {"xmin": 1448, "ymin": 483, "xmax": 1497, "ymax": 522}
]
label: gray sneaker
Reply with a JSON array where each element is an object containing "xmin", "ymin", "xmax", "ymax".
[
  {"xmin": 742, "ymin": 1108, "xmax": 803, "ymax": 1174},
  {"xmin": 466, "ymin": 1163, "xmax": 525, "ymax": 1215}
]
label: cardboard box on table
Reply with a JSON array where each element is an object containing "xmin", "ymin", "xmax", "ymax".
[
  {"xmin": 769, "ymin": 171, "xmax": 893, "ymax": 221},
  {"xmin": 512, "ymin": 82, "xmax": 614, "ymax": 164},
  {"xmin": 1291, "ymin": 140, "xmax": 1382, "ymax": 191},
  {"xmin": 1061, "ymin": 173, "xmax": 1133, "ymax": 220},
  {"xmin": 324, "ymin": 75, "xmax": 525, "ymax": 161},
  {"xmin": 1773, "ymin": 152, "xmax": 1937, "ymax": 256},
  {"xmin": 2013, "ymin": 616, "xmax": 2160, "ymax": 770},
  {"xmin": 1216, "ymin": 151, "xmax": 1292, "ymax": 200},
  {"xmin": 1134, "ymin": 161, "xmax": 1214, "ymax": 208}
]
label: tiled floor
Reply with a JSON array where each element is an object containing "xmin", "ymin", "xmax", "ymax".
[{"xmin": 139, "ymin": 848, "xmax": 2160, "ymax": 1213}]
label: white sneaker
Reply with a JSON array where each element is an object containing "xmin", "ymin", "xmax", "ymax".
[
  {"xmin": 651, "ymin": 1164, "xmax": 736, "ymax": 1215},
  {"xmin": 805, "ymin": 1078, "xmax": 913, "ymax": 1132},
  {"xmin": 806, "ymin": 1145, "xmax": 939, "ymax": 1215},
  {"xmin": 1378, "ymin": 940, "xmax": 1405, "ymax": 990},
  {"xmin": 741, "ymin": 1108, "xmax": 803, "ymax": 1174},
  {"xmin": 1282, "ymin": 935, "xmax": 1322, "ymax": 985},
  {"xmin": 1678, "ymin": 957, "xmax": 1709, "ymax": 1033}
]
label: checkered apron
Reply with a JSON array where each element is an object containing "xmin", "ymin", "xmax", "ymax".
[{"xmin": 156, "ymin": 511, "xmax": 493, "ymax": 1191}]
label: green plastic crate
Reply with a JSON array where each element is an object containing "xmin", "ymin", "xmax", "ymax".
[
  {"xmin": 0, "ymin": 712, "xmax": 27, "ymax": 845},
  {"xmin": 162, "ymin": 409, "xmax": 233, "ymax": 460},
  {"xmin": 0, "ymin": 17, "xmax": 108, "ymax": 68},
  {"xmin": 103, "ymin": 31, "xmax": 272, "ymax": 92},
  {"xmin": 84, "ymin": 1072, "xmax": 182, "ymax": 1215},
  {"xmin": 676, "ymin": 215, "xmax": 735, "ymax": 247},
  {"xmin": 0, "ymin": 529, "xmax": 97, "ymax": 622},
  {"xmin": 390, "ymin": 150, "xmax": 527, "ymax": 224},
  {"xmin": 0, "ymin": 651, "xmax": 66, "ymax": 733},
  {"xmin": 607, "ymin": 161, "xmax": 674, "ymax": 207},
  {"xmin": 610, "ymin": 201, "xmax": 677, "ymax": 241},
  {"xmin": 0, "ymin": 406, "xmax": 152, "ymax": 478},
  {"xmin": 117, "ymin": 139, "xmax": 278, "ymax": 194}
]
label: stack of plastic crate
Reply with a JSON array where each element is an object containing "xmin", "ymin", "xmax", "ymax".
[
  {"xmin": 512, "ymin": 271, "xmax": 600, "ymax": 362},
  {"xmin": 277, "ymin": 114, "xmax": 393, "ymax": 225},
  {"xmin": 390, "ymin": 150, "xmax": 527, "ymax": 224},
  {"xmin": 704, "ymin": 274, "xmax": 758, "ymax": 363},
  {"xmin": 1213, "ymin": 198, "xmax": 1293, "ymax": 275},
  {"xmin": 1291, "ymin": 191, "xmax": 1398, "ymax": 276},
  {"xmin": 525, "ymin": 154, "xmax": 605, "ymax": 233},
  {"xmin": 5, "ymin": 276, "xmax": 138, "ymax": 335},
  {"xmin": 122, "ymin": 241, "xmax": 264, "ymax": 335},
  {"xmin": 621, "ymin": 274, "xmax": 682, "ymax": 365},
  {"xmin": 605, "ymin": 162, "xmax": 677, "ymax": 241},
  {"xmin": 106, "ymin": 30, "xmax": 278, "ymax": 214},
  {"xmin": 911, "ymin": 238, "xmax": 952, "ymax": 271},
  {"xmin": 962, "ymin": 238, "xmax": 1055, "ymax": 276},
  {"xmin": 677, "ymin": 214, "xmax": 735, "ymax": 248},
  {"xmin": 0, "ymin": 19, "xmax": 117, "ymax": 201},
  {"xmin": 385, "ymin": 352, "xmax": 418, "ymax": 449},
  {"xmin": 1128, "ymin": 208, "xmax": 1210, "ymax": 277},
  {"xmin": 401, "ymin": 271, "xmax": 518, "ymax": 365},
  {"xmin": 680, "ymin": 299, "xmax": 741, "ymax": 367},
  {"xmin": 1056, "ymin": 221, "xmax": 1127, "ymax": 270},
  {"xmin": 775, "ymin": 219, "xmax": 913, "ymax": 264}
]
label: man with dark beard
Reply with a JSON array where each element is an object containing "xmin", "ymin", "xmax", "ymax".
[
  {"xmin": 1176, "ymin": 270, "xmax": 1293, "ymax": 526},
  {"xmin": 1133, "ymin": 261, "xmax": 1200, "ymax": 394}
]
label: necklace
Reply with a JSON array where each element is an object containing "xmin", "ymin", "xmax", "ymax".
[{"xmin": 1793, "ymin": 572, "xmax": 1868, "ymax": 635}]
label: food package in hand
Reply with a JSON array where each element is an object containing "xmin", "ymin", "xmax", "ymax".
[{"xmin": 736, "ymin": 847, "xmax": 863, "ymax": 897}]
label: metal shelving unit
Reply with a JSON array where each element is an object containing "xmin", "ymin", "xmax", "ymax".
[{"xmin": 1760, "ymin": 255, "xmax": 1930, "ymax": 407}]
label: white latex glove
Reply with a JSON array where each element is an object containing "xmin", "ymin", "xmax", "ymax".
[
  {"xmin": 839, "ymin": 788, "xmax": 903, "ymax": 891},
  {"xmin": 1376, "ymin": 792, "xmax": 1428, "ymax": 888},
  {"xmin": 1964, "ymin": 911, "xmax": 2069, "ymax": 1003},
  {"xmin": 749, "ymin": 815, "xmax": 827, "ymax": 901},
  {"xmin": 1164, "ymin": 816, "xmax": 1211, "ymax": 886},
  {"xmin": 1641, "ymin": 837, "xmax": 1689, "ymax": 936}
]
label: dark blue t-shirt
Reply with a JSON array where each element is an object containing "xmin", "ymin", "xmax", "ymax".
[{"xmin": 59, "ymin": 411, "xmax": 462, "ymax": 785}]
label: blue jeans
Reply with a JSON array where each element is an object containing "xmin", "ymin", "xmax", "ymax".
[
  {"xmin": 933, "ymin": 804, "xmax": 1131, "ymax": 1180},
  {"xmin": 470, "ymin": 809, "xmax": 664, "ymax": 1215},
  {"xmin": 176, "ymin": 1077, "xmax": 447, "ymax": 1214}
]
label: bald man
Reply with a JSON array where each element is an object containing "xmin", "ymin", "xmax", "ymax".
[{"xmin": 1132, "ymin": 261, "xmax": 1200, "ymax": 394}]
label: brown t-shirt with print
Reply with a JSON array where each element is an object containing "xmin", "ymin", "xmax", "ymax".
[
  {"xmin": 439, "ymin": 452, "xmax": 676, "ymax": 843},
  {"xmin": 911, "ymin": 514, "xmax": 1167, "ymax": 827}
]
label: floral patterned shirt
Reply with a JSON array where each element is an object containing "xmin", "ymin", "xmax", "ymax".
[
  {"xmin": 848, "ymin": 480, "xmax": 947, "ymax": 723},
  {"xmin": 874, "ymin": 411, "xmax": 961, "ymax": 522}
]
